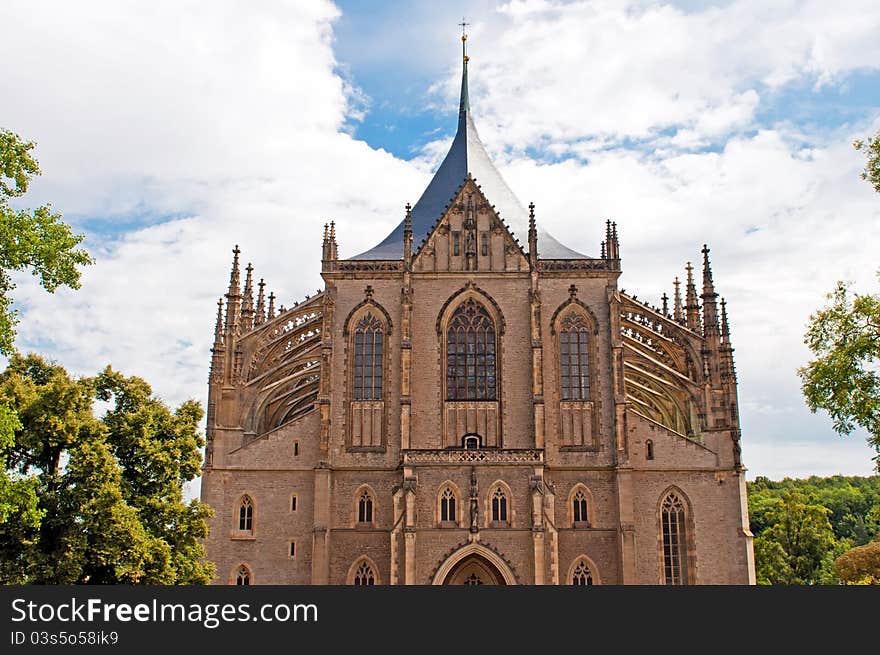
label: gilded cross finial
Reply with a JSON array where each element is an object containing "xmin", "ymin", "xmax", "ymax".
[{"xmin": 459, "ymin": 18, "xmax": 470, "ymax": 62}]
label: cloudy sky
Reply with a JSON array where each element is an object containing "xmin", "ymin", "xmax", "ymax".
[{"xmin": 2, "ymin": 0, "xmax": 879, "ymax": 485}]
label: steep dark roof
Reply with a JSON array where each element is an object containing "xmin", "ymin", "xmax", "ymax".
[{"xmin": 351, "ymin": 50, "xmax": 586, "ymax": 260}]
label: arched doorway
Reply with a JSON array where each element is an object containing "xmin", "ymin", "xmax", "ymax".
[
  {"xmin": 431, "ymin": 543, "xmax": 517, "ymax": 585},
  {"xmin": 444, "ymin": 554, "xmax": 506, "ymax": 585}
]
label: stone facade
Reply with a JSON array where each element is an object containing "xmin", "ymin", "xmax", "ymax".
[{"xmin": 200, "ymin": 42, "xmax": 756, "ymax": 586}]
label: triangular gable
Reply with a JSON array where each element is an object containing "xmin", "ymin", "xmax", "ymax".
[{"xmin": 412, "ymin": 176, "xmax": 529, "ymax": 273}]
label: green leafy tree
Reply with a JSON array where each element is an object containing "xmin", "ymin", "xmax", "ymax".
[
  {"xmin": 798, "ymin": 276, "xmax": 880, "ymax": 470},
  {"xmin": 753, "ymin": 491, "xmax": 839, "ymax": 585},
  {"xmin": 854, "ymin": 129, "xmax": 880, "ymax": 193},
  {"xmin": 0, "ymin": 128, "xmax": 93, "ymax": 356},
  {"xmin": 0, "ymin": 404, "xmax": 42, "ymax": 539},
  {"xmin": 0, "ymin": 353, "xmax": 214, "ymax": 584},
  {"xmin": 835, "ymin": 540, "xmax": 880, "ymax": 584}
]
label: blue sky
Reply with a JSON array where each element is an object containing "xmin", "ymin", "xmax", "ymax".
[{"xmin": 2, "ymin": 0, "xmax": 880, "ymax": 483}]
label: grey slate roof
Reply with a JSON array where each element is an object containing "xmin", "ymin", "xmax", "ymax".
[{"xmin": 350, "ymin": 57, "xmax": 587, "ymax": 261}]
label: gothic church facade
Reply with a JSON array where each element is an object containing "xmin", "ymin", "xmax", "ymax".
[{"xmin": 201, "ymin": 38, "xmax": 756, "ymax": 585}]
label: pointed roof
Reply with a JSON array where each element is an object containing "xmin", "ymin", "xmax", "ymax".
[{"xmin": 351, "ymin": 37, "xmax": 586, "ymax": 260}]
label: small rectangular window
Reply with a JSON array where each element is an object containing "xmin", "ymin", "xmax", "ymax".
[
  {"xmin": 291, "ymin": 495, "xmax": 298, "ymax": 511},
  {"xmin": 294, "ymin": 441, "xmax": 299, "ymax": 456},
  {"xmin": 289, "ymin": 541, "xmax": 296, "ymax": 558},
  {"xmin": 453, "ymin": 231, "xmax": 461, "ymax": 256},
  {"xmin": 481, "ymin": 233, "xmax": 488, "ymax": 256}
]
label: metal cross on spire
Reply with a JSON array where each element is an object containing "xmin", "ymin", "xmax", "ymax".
[{"xmin": 459, "ymin": 17, "xmax": 469, "ymax": 62}]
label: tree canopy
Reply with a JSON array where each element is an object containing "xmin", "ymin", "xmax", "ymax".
[
  {"xmin": 0, "ymin": 353, "xmax": 214, "ymax": 584},
  {"xmin": 798, "ymin": 277, "xmax": 880, "ymax": 470},
  {"xmin": 0, "ymin": 128, "xmax": 92, "ymax": 356},
  {"xmin": 854, "ymin": 129, "xmax": 880, "ymax": 194},
  {"xmin": 748, "ymin": 474, "xmax": 880, "ymax": 584},
  {"xmin": 835, "ymin": 540, "xmax": 880, "ymax": 584}
]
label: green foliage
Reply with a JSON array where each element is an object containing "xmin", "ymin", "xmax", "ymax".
[
  {"xmin": 748, "ymin": 475, "xmax": 880, "ymax": 584},
  {"xmin": 854, "ymin": 129, "xmax": 880, "ymax": 194},
  {"xmin": 835, "ymin": 540, "xmax": 880, "ymax": 584},
  {"xmin": 749, "ymin": 475, "xmax": 880, "ymax": 545},
  {"xmin": 798, "ymin": 275, "xmax": 880, "ymax": 470},
  {"xmin": 0, "ymin": 404, "xmax": 42, "ymax": 539},
  {"xmin": 0, "ymin": 128, "xmax": 93, "ymax": 355},
  {"xmin": 751, "ymin": 491, "xmax": 839, "ymax": 585},
  {"xmin": 0, "ymin": 353, "xmax": 214, "ymax": 584}
]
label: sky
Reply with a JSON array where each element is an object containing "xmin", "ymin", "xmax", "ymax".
[{"xmin": 1, "ymin": 0, "xmax": 879, "ymax": 488}]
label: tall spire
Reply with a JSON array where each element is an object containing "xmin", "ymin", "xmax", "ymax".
[
  {"xmin": 224, "ymin": 245, "xmax": 242, "ymax": 335},
  {"xmin": 720, "ymin": 297, "xmax": 737, "ymax": 384},
  {"xmin": 255, "ymin": 278, "xmax": 266, "ymax": 326},
  {"xmin": 329, "ymin": 221, "xmax": 338, "ymax": 260},
  {"xmin": 241, "ymin": 263, "xmax": 255, "ymax": 332},
  {"xmin": 403, "ymin": 203, "xmax": 413, "ymax": 265},
  {"xmin": 210, "ymin": 297, "xmax": 225, "ymax": 383},
  {"xmin": 351, "ymin": 26, "xmax": 585, "ymax": 261},
  {"xmin": 673, "ymin": 276, "xmax": 683, "ymax": 323},
  {"xmin": 459, "ymin": 18, "xmax": 470, "ymax": 120},
  {"xmin": 528, "ymin": 202, "xmax": 537, "ymax": 268},
  {"xmin": 685, "ymin": 261, "xmax": 701, "ymax": 332},
  {"xmin": 721, "ymin": 297, "xmax": 731, "ymax": 342},
  {"xmin": 701, "ymin": 244, "xmax": 719, "ymax": 338},
  {"xmin": 212, "ymin": 297, "xmax": 224, "ymax": 348},
  {"xmin": 267, "ymin": 291, "xmax": 276, "ymax": 320}
]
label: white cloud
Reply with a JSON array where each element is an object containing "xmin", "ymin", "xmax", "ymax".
[
  {"xmin": 427, "ymin": 0, "xmax": 880, "ymax": 152},
  {"xmin": 2, "ymin": 0, "xmax": 428, "ymax": 404},
  {"xmin": 2, "ymin": 0, "xmax": 879, "ymax": 485}
]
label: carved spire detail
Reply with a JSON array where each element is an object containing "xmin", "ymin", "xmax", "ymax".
[
  {"xmin": 224, "ymin": 245, "xmax": 242, "ymax": 336},
  {"xmin": 528, "ymin": 202, "xmax": 538, "ymax": 268},
  {"xmin": 210, "ymin": 297, "xmax": 225, "ymax": 383},
  {"xmin": 241, "ymin": 263, "xmax": 255, "ymax": 332},
  {"xmin": 685, "ymin": 261, "xmax": 701, "ymax": 333},
  {"xmin": 701, "ymin": 244, "xmax": 719, "ymax": 338},
  {"xmin": 673, "ymin": 276, "xmax": 683, "ymax": 323},
  {"xmin": 403, "ymin": 203, "xmax": 413, "ymax": 265},
  {"xmin": 255, "ymin": 278, "xmax": 266, "ymax": 326}
]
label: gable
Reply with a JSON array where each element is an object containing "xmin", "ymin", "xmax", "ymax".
[{"xmin": 412, "ymin": 177, "xmax": 529, "ymax": 273}]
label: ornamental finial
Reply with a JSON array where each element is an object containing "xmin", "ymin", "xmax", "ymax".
[{"xmin": 459, "ymin": 18, "xmax": 470, "ymax": 62}]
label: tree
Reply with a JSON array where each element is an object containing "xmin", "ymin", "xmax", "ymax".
[
  {"xmin": 854, "ymin": 129, "xmax": 880, "ymax": 194},
  {"xmin": 0, "ymin": 353, "xmax": 214, "ymax": 584},
  {"xmin": 798, "ymin": 275, "xmax": 880, "ymax": 470},
  {"xmin": 0, "ymin": 403, "xmax": 42, "ymax": 552},
  {"xmin": 752, "ymin": 491, "xmax": 839, "ymax": 585},
  {"xmin": 835, "ymin": 540, "xmax": 880, "ymax": 584},
  {"xmin": 0, "ymin": 128, "xmax": 93, "ymax": 356}
]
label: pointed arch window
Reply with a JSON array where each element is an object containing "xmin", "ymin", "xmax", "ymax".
[
  {"xmin": 573, "ymin": 490, "xmax": 589, "ymax": 525},
  {"xmin": 357, "ymin": 491, "xmax": 374, "ymax": 525},
  {"xmin": 353, "ymin": 313, "xmax": 384, "ymax": 401},
  {"xmin": 491, "ymin": 487, "xmax": 508, "ymax": 523},
  {"xmin": 238, "ymin": 496, "xmax": 253, "ymax": 532},
  {"xmin": 571, "ymin": 560, "xmax": 594, "ymax": 586},
  {"xmin": 440, "ymin": 488, "xmax": 457, "ymax": 523},
  {"xmin": 353, "ymin": 561, "xmax": 376, "ymax": 586},
  {"xmin": 661, "ymin": 492, "xmax": 689, "ymax": 585},
  {"xmin": 560, "ymin": 311, "xmax": 591, "ymax": 401},
  {"xmin": 236, "ymin": 565, "xmax": 251, "ymax": 586},
  {"xmin": 446, "ymin": 298, "xmax": 497, "ymax": 401}
]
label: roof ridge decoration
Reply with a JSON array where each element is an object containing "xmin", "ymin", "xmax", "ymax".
[{"xmin": 350, "ymin": 31, "xmax": 587, "ymax": 261}]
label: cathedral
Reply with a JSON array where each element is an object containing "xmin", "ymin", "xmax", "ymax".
[{"xmin": 200, "ymin": 34, "xmax": 756, "ymax": 585}]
